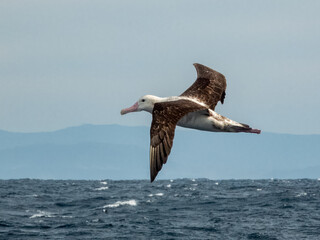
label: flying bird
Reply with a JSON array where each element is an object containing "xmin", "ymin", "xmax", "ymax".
[{"xmin": 121, "ymin": 63, "xmax": 261, "ymax": 182}]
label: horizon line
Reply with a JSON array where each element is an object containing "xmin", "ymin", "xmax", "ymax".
[{"xmin": 0, "ymin": 123, "xmax": 319, "ymax": 136}]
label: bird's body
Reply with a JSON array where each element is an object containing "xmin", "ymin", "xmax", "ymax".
[
  {"xmin": 121, "ymin": 63, "xmax": 261, "ymax": 182},
  {"xmin": 141, "ymin": 95, "xmax": 254, "ymax": 133},
  {"xmin": 178, "ymin": 108, "xmax": 244, "ymax": 133}
]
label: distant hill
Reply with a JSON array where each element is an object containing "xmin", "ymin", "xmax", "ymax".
[{"xmin": 0, "ymin": 124, "xmax": 319, "ymax": 180}]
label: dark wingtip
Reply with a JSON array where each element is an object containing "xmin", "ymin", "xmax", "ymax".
[
  {"xmin": 193, "ymin": 63, "xmax": 213, "ymax": 72},
  {"xmin": 221, "ymin": 91, "xmax": 226, "ymax": 104},
  {"xmin": 193, "ymin": 63, "xmax": 225, "ymax": 82},
  {"xmin": 150, "ymin": 175, "xmax": 156, "ymax": 183},
  {"xmin": 150, "ymin": 169, "xmax": 157, "ymax": 182},
  {"xmin": 232, "ymin": 126, "xmax": 261, "ymax": 134},
  {"xmin": 251, "ymin": 129, "xmax": 261, "ymax": 134}
]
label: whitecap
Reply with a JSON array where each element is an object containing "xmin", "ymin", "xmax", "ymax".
[
  {"xmin": 192, "ymin": 179, "xmax": 196, "ymax": 182},
  {"xmin": 103, "ymin": 199, "xmax": 137, "ymax": 208},
  {"xmin": 215, "ymin": 182, "xmax": 219, "ymax": 185},
  {"xmin": 170, "ymin": 179, "xmax": 174, "ymax": 182},
  {"xmin": 30, "ymin": 210, "xmax": 54, "ymax": 219},
  {"xmin": 317, "ymin": 178, "xmax": 320, "ymax": 181},
  {"xmin": 26, "ymin": 194, "xmax": 38, "ymax": 198},
  {"xmin": 148, "ymin": 193, "xmax": 164, "ymax": 197},
  {"xmin": 184, "ymin": 187, "xmax": 196, "ymax": 191},
  {"xmin": 257, "ymin": 188, "xmax": 262, "ymax": 191},
  {"xmin": 95, "ymin": 186, "xmax": 109, "ymax": 191},
  {"xmin": 100, "ymin": 181, "xmax": 107, "ymax": 185},
  {"xmin": 296, "ymin": 192, "xmax": 307, "ymax": 197},
  {"xmin": 166, "ymin": 184, "xmax": 171, "ymax": 188}
]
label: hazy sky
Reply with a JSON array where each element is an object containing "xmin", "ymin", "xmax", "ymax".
[{"xmin": 1, "ymin": 0, "xmax": 320, "ymax": 134}]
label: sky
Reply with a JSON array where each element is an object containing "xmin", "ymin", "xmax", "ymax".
[{"xmin": 0, "ymin": 0, "xmax": 320, "ymax": 134}]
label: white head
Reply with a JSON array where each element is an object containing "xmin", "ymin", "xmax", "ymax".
[{"xmin": 121, "ymin": 95, "xmax": 162, "ymax": 115}]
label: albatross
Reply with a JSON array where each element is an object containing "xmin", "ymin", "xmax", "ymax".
[{"xmin": 121, "ymin": 63, "xmax": 261, "ymax": 182}]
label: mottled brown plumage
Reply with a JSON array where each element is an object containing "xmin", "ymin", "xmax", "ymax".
[
  {"xmin": 150, "ymin": 100, "xmax": 206, "ymax": 182},
  {"xmin": 181, "ymin": 63, "xmax": 227, "ymax": 110},
  {"xmin": 149, "ymin": 64, "xmax": 227, "ymax": 182},
  {"xmin": 120, "ymin": 63, "xmax": 261, "ymax": 183}
]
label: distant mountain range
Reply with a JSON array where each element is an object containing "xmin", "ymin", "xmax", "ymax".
[{"xmin": 0, "ymin": 124, "xmax": 319, "ymax": 180}]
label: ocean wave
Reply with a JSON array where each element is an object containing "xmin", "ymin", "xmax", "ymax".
[
  {"xmin": 148, "ymin": 193, "xmax": 164, "ymax": 197},
  {"xmin": 2, "ymin": 179, "xmax": 320, "ymax": 239},
  {"xmin": 30, "ymin": 210, "xmax": 54, "ymax": 219},
  {"xmin": 94, "ymin": 186, "xmax": 109, "ymax": 191},
  {"xmin": 296, "ymin": 192, "xmax": 307, "ymax": 197},
  {"xmin": 25, "ymin": 194, "xmax": 39, "ymax": 198},
  {"xmin": 103, "ymin": 200, "xmax": 137, "ymax": 208}
]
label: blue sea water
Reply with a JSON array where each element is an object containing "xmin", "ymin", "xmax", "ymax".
[{"xmin": 0, "ymin": 179, "xmax": 320, "ymax": 239}]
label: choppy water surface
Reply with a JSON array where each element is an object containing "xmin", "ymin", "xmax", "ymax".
[{"xmin": 1, "ymin": 179, "xmax": 320, "ymax": 239}]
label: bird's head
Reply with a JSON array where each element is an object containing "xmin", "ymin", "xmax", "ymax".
[{"xmin": 121, "ymin": 95, "xmax": 161, "ymax": 115}]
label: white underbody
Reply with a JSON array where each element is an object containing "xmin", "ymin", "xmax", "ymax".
[{"xmin": 177, "ymin": 109, "xmax": 244, "ymax": 132}]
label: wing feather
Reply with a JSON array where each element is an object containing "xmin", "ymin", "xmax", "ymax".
[
  {"xmin": 149, "ymin": 99, "xmax": 206, "ymax": 182},
  {"xmin": 180, "ymin": 63, "xmax": 227, "ymax": 110}
]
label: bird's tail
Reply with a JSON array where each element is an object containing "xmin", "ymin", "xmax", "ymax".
[{"xmin": 231, "ymin": 123, "xmax": 261, "ymax": 134}]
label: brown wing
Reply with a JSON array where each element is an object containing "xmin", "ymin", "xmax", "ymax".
[
  {"xmin": 150, "ymin": 99, "xmax": 206, "ymax": 182},
  {"xmin": 180, "ymin": 63, "xmax": 227, "ymax": 110}
]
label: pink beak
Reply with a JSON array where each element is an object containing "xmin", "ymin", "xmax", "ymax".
[{"xmin": 121, "ymin": 102, "xmax": 139, "ymax": 115}]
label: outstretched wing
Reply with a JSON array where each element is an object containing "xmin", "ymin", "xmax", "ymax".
[
  {"xmin": 150, "ymin": 99, "xmax": 206, "ymax": 182},
  {"xmin": 180, "ymin": 63, "xmax": 227, "ymax": 110}
]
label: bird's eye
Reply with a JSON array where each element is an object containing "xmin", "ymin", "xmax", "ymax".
[{"xmin": 141, "ymin": 99, "xmax": 145, "ymax": 102}]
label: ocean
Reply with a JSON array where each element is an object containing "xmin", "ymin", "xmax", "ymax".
[{"xmin": 0, "ymin": 179, "xmax": 320, "ymax": 239}]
